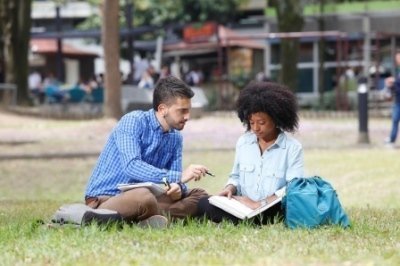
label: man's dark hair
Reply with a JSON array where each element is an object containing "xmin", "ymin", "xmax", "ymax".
[
  {"xmin": 236, "ymin": 81, "xmax": 299, "ymax": 133},
  {"xmin": 152, "ymin": 76, "xmax": 194, "ymax": 110}
]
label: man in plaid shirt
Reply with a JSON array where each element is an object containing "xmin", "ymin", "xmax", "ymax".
[{"xmin": 85, "ymin": 76, "xmax": 209, "ymax": 227}]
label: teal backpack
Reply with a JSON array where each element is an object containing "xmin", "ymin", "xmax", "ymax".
[{"xmin": 283, "ymin": 176, "xmax": 350, "ymax": 229}]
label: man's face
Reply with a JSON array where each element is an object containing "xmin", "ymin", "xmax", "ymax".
[{"xmin": 163, "ymin": 97, "xmax": 191, "ymax": 131}]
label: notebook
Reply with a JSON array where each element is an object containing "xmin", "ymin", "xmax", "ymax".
[
  {"xmin": 117, "ymin": 182, "xmax": 166, "ymax": 197},
  {"xmin": 208, "ymin": 195, "xmax": 283, "ymax": 220}
]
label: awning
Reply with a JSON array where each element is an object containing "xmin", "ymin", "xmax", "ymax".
[
  {"xmin": 163, "ymin": 25, "xmax": 263, "ymax": 57},
  {"xmin": 30, "ymin": 39, "xmax": 98, "ymax": 57}
]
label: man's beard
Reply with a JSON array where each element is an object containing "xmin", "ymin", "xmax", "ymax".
[{"xmin": 164, "ymin": 113, "xmax": 186, "ymax": 130}]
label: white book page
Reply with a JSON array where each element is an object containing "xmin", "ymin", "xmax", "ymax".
[
  {"xmin": 208, "ymin": 196, "xmax": 254, "ymax": 219},
  {"xmin": 209, "ymin": 194, "xmax": 283, "ymax": 219},
  {"xmin": 117, "ymin": 182, "xmax": 165, "ymax": 197}
]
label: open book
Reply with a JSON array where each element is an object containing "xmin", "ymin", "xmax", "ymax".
[
  {"xmin": 208, "ymin": 195, "xmax": 283, "ymax": 220},
  {"xmin": 117, "ymin": 182, "xmax": 166, "ymax": 197}
]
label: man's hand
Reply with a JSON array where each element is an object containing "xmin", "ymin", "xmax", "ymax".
[
  {"xmin": 218, "ymin": 184, "xmax": 236, "ymax": 199},
  {"xmin": 166, "ymin": 183, "xmax": 182, "ymax": 201},
  {"xmin": 181, "ymin": 164, "xmax": 209, "ymax": 183}
]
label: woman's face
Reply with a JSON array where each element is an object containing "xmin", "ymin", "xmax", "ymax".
[{"xmin": 249, "ymin": 112, "xmax": 278, "ymax": 141}]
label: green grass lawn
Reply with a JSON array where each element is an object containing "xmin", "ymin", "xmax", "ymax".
[
  {"xmin": 0, "ymin": 149, "xmax": 399, "ymax": 265},
  {"xmin": 0, "ymin": 112, "xmax": 399, "ymax": 265}
]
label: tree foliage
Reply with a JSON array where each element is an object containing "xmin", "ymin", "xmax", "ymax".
[
  {"xmin": 270, "ymin": 0, "xmax": 362, "ymax": 92},
  {"xmin": 270, "ymin": 0, "xmax": 306, "ymax": 92},
  {"xmin": 139, "ymin": 0, "xmax": 245, "ymax": 26},
  {"xmin": 80, "ymin": 0, "xmax": 247, "ymax": 30}
]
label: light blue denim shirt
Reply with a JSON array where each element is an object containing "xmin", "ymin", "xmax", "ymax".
[{"xmin": 226, "ymin": 131, "xmax": 304, "ymax": 201}]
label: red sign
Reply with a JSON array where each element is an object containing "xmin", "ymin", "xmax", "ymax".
[{"xmin": 183, "ymin": 22, "xmax": 217, "ymax": 43}]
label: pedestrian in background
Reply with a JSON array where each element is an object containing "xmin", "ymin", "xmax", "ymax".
[{"xmin": 384, "ymin": 51, "xmax": 400, "ymax": 148}]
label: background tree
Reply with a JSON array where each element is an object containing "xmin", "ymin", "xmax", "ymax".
[
  {"xmin": 0, "ymin": 12, "xmax": 4, "ymax": 84},
  {"xmin": 270, "ymin": 0, "xmax": 306, "ymax": 92},
  {"xmin": 79, "ymin": 0, "xmax": 247, "ymax": 116},
  {"xmin": 0, "ymin": 0, "xmax": 32, "ymax": 105},
  {"xmin": 138, "ymin": 0, "xmax": 246, "ymax": 26},
  {"xmin": 80, "ymin": 0, "xmax": 247, "ymax": 31},
  {"xmin": 317, "ymin": 0, "xmax": 327, "ymax": 107},
  {"xmin": 102, "ymin": 0, "xmax": 122, "ymax": 119}
]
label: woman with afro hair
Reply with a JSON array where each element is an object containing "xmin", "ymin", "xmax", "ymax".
[{"xmin": 197, "ymin": 81, "xmax": 304, "ymax": 225}]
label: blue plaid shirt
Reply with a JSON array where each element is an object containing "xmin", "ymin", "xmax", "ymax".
[{"xmin": 85, "ymin": 109, "xmax": 185, "ymax": 197}]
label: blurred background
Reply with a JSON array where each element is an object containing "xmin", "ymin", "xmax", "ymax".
[{"xmin": 0, "ymin": 0, "xmax": 400, "ymax": 119}]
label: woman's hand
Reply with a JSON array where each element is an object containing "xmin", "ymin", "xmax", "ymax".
[
  {"xmin": 267, "ymin": 194, "xmax": 278, "ymax": 204},
  {"xmin": 218, "ymin": 184, "xmax": 236, "ymax": 199},
  {"xmin": 233, "ymin": 195, "xmax": 279, "ymax": 209},
  {"xmin": 232, "ymin": 196, "xmax": 259, "ymax": 210}
]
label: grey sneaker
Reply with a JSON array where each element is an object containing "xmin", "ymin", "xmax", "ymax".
[
  {"xmin": 384, "ymin": 142, "xmax": 396, "ymax": 149},
  {"xmin": 137, "ymin": 215, "xmax": 168, "ymax": 229}
]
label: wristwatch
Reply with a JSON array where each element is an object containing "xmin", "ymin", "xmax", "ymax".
[{"xmin": 260, "ymin": 199, "xmax": 267, "ymax": 207}]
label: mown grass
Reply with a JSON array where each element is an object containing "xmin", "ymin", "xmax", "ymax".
[
  {"xmin": 0, "ymin": 148, "xmax": 399, "ymax": 265},
  {"xmin": 0, "ymin": 112, "xmax": 399, "ymax": 265}
]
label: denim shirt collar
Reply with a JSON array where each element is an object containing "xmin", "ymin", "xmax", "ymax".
[{"xmin": 245, "ymin": 131, "xmax": 287, "ymax": 149}]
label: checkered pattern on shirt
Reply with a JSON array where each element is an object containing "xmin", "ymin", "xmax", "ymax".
[{"xmin": 85, "ymin": 109, "xmax": 184, "ymax": 197}]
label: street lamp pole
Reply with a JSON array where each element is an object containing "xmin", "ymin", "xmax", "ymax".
[
  {"xmin": 358, "ymin": 12, "xmax": 371, "ymax": 144},
  {"xmin": 358, "ymin": 77, "xmax": 370, "ymax": 144}
]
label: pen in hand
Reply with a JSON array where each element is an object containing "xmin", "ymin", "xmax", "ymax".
[
  {"xmin": 206, "ymin": 171, "xmax": 215, "ymax": 177},
  {"xmin": 162, "ymin": 177, "xmax": 171, "ymax": 190}
]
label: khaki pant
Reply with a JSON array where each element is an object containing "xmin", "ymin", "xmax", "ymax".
[{"xmin": 86, "ymin": 188, "xmax": 208, "ymax": 223}]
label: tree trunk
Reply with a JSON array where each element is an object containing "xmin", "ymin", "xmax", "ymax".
[
  {"xmin": 275, "ymin": 0, "xmax": 305, "ymax": 92},
  {"xmin": 318, "ymin": 0, "xmax": 326, "ymax": 107},
  {"xmin": 0, "ymin": 0, "xmax": 31, "ymax": 106},
  {"xmin": 0, "ymin": 0, "xmax": 16, "ymax": 105},
  {"xmin": 102, "ymin": 0, "xmax": 122, "ymax": 119},
  {"xmin": 0, "ymin": 1, "xmax": 5, "ymax": 84},
  {"xmin": 15, "ymin": 0, "xmax": 32, "ymax": 105}
]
